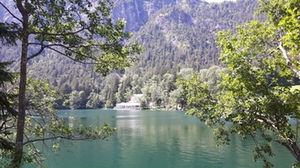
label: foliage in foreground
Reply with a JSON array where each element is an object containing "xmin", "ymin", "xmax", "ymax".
[
  {"xmin": 0, "ymin": 0, "xmax": 141, "ymax": 166},
  {"xmin": 179, "ymin": 0, "xmax": 300, "ymax": 167},
  {"xmin": 0, "ymin": 78, "xmax": 116, "ymax": 167}
]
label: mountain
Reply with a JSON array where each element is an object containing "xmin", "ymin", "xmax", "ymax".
[
  {"xmin": 112, "ymin": 0, "xmax": 175, "ymax": 31},
  {"xmin": 0, "ymin": 0, "xmax": 261, "ymax": 108},
  {"xmin": 0, "ymin": 0, "xmax": 260, "ymax": 74},
  {"xmin": 114, "ymin": 0, "xmax": 260, "ymax": 75}
]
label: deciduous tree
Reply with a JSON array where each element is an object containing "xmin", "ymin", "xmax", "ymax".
[
  {"xmin": 180, "ymin": 0, "xmax": 300, "ymax": 167},
  {"xmin": 0, "ymin": 0, "xmax": 142, "ymax": 166}
]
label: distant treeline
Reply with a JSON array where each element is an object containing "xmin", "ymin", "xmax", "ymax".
[{"xmin": 53, "ymin": 65, "xmax": 299, "ymax": 110}]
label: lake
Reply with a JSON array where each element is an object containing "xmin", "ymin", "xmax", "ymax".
[{"xmin": 25, "ymin": 109, "xmax": 295, "ymax": 168}]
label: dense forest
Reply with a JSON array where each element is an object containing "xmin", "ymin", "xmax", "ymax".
[{"xmin": 0, "ymin": 0, "xmax": 264, "ymax": 109}]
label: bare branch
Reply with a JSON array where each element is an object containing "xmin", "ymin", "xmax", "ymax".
[
  {"xmin": 0, "ymin": 120, "xmax": 7, "ymax": 132},
  {"xmin": 27, "ymin": 41, "xmax": 96, "ymax": 62},
  {"xmin": 30, "ymin": 27, "xmax": 86, "ymax": 36},
  {"xmin": 0, "ymin": 2, "xmax": 23, "ymax": 23},
  {"xmin": 0, "ymin": 109, "xmax": 14, "ymax": 131},
  {"xmin": 27, "ymin": 43, "xmax": 46, "ymax": 60},
  {"xmin": 23, "ymin": 135, "xmax": 95, "ymax": 145},
  {"xmin": 45, "ymin": 46, "xmax": 98, "ymax": 65}
]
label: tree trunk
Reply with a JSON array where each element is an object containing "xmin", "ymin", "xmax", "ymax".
[
  {"xmin": 291, "ymin": 143, "xmax": 300, "ymax": 163},
  {"xmin": 13, "ymin": 1, "xmax": 28, "ymax": 167},
  {"xmin": 279, "ymin": 140, "xmax": 300, "ymax": 165}
]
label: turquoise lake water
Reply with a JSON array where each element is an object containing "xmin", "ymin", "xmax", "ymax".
[{"xmin": 24, "ymin": 109, "xmax": 295, "ymax": 168}]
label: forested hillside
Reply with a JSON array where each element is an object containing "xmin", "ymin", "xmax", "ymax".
[
  {"xmin": 0, "ymin": 0, "xmax": 261, "ymax": 109},
  {"xmin": 124, "ymin": 0, "xmax": 260, "ymax": 74}
]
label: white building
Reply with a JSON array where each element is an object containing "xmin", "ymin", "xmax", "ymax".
[{"xmin": 114, "ymin": 94, "xmax": 143, "ymax": 110}]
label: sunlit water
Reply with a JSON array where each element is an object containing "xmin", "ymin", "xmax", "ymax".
[{"xmin": 24, "ymin": 109, "xmax": 295, "ymax": 168}]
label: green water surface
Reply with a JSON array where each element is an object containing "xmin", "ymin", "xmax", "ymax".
[{"xmin": 25, "ymin": 109, "xmax": 295, "ymax": 168}]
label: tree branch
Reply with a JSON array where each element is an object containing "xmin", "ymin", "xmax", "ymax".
[
  {"xmin": 254, "ymin": 113, "xmax": 278, "ymax": 130},
  {"xmin": 30, "ymin": 27, "xmax": 86, "ymax": 36},
  {"xmin": 27, "ymin": 43, "xmax": 46, "ymax": 60},
  {"xmin": 27, "ymin": 41, "xmax": 96, "ymax": 62},
  {"xmin": 0, "ymin": 2, "xmax": 23, "ymax": 23},
  {"xmin": 278, "ymin": 42, "xmax": 300, "ymax": 78},
  {"xmin": 23, "ymin": 135, "xmax": 95, "ymax": 145},
  {"xmin": 275, "ymin": 139, "xmax": 297, "ymax": 158},
  {"xmin": 0, "ymin": 109, "xmax": 14, "ymax": 132},
  {"xmin": 0, "ymin": 120, "xmax": 7, "ymax": 132},
  {"xmin": 45, "ymin": 45, "xmax": 98, "ymax": 65}
]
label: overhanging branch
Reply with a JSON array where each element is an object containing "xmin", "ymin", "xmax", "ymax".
[
  {"xmin": 23, "ymin": 135, "xmax": 96, "ymax": 145},
  {"xmin": 45, "ymin": 45, "xmax": 98, "ymax": 65},
  {"xmin": 30, "ymin": 27, "xmax": 87, "ymax": 36},
  {"xmin": 27, "ymin": 41, "xmax": 97, "ymax": 63}
]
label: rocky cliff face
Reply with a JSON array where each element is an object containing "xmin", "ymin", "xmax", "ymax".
[
  {"xmin": 111, "ymin": 0, "xmax": 250, "ymax": 32},
  {"xmin": 112, "ymin": 0, "xmax": 175, "ymax": 31}
]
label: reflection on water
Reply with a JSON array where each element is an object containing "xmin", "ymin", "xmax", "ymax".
[
  {"xmin": 25, "ymin": 109, "xmax": 295, "ymax": 168},
  {"xmin": 116, "ymin": 110, "xmax": 142, "ymax": 137}
]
